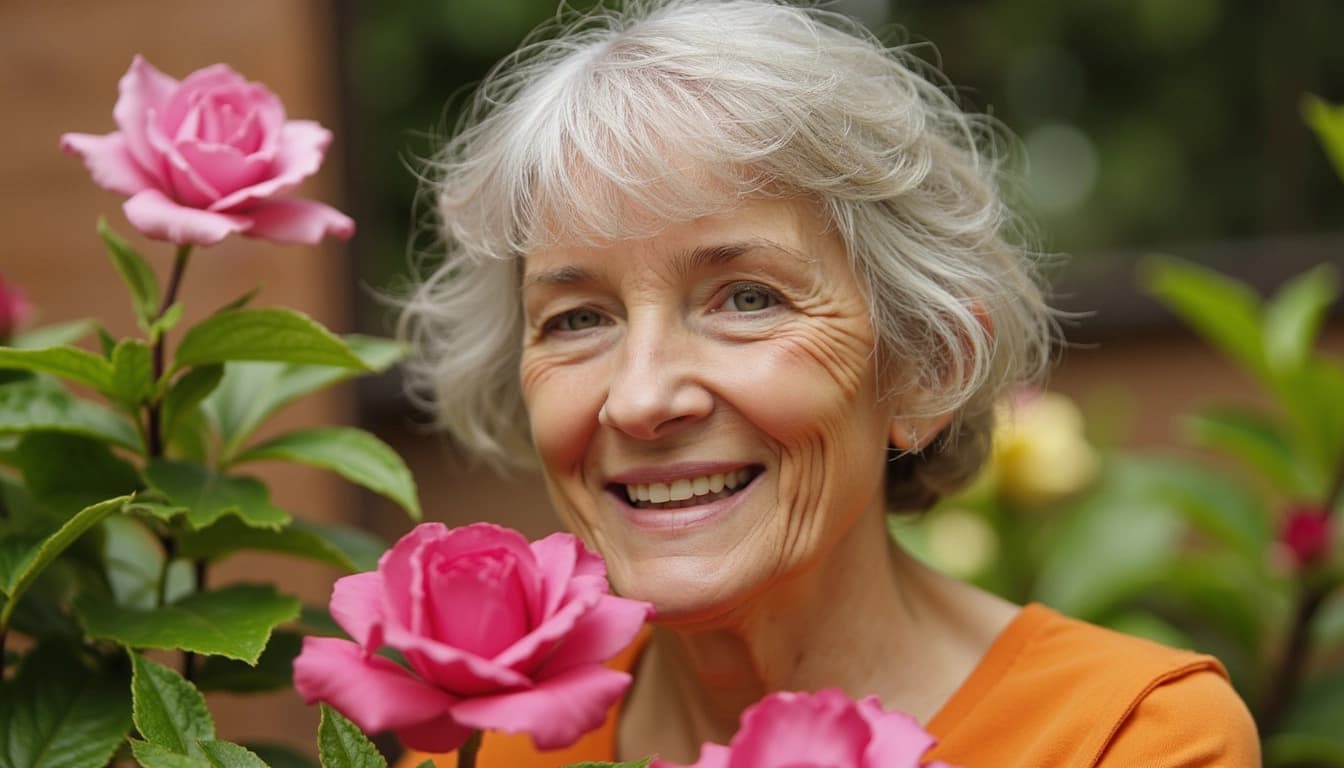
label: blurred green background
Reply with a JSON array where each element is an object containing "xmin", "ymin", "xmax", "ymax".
[{"xmin": 338, "ymin": 0, "xmax": 1344, "ymax": 323}]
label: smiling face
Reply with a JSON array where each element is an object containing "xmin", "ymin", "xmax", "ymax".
[{"xmin": 519, "ymin": 197, "xmax": 899, "ymax": 625}]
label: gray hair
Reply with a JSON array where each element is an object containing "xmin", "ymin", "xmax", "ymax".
[{"xmin": 400, "ymin": 0, "xmax": 1056, "ymax": 511}]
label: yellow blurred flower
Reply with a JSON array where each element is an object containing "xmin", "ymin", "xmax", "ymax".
[
  {"xmin": 991, "ymin": 390, "xmax": 1100, "ymax": 506},
  {"xmin": 925, "ymin": 507, "xmax": 999, "ymax": 578}
]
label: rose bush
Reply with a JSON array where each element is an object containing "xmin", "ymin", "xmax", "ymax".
[
  {"xmin": 293, "ymin": 522, "xmax": 654, "ymax": 753},
  {"xmin": 60, "ymin": 55, "xmax": 353, "ymax": 246},
  {"xmin": 653, "ymin": 689, "xmax": 953, "ymax": 768}
]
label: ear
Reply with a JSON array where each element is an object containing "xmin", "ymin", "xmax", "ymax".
[{"xmin": 887, "ymin": 301, "xmax": 993, "ymax": 453}]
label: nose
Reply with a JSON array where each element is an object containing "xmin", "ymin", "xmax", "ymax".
[{"xmin": 598, "ymin": 313, "xmax": 713, "ymax": 440}]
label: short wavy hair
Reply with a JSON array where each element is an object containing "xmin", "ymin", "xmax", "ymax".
[{"xmin": 400, "ymin": 0, "xmax": 1056, "ymax": 511}]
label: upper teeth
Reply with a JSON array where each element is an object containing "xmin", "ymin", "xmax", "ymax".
[{"xmin": 625, "ymin": 469, "xmax": 753, "ymax": 503}]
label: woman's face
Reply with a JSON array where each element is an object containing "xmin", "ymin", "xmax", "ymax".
[{"xmin": 519, "ymin": 197, "xmax": 897, "ymax": 624}]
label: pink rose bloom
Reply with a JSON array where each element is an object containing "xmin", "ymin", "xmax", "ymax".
[
  {"xmin": 0, "ymin": 274, "xmax": 32, "ymax": 342},
  {"xmin": 655, "ymin": 689, "xmax": 955, "ymax": 768},
  {"xmin": 293, "ymin": 522, "xmax": 653, "ymax": 753},
  {"xmin": 61, "ymin": 55, "xmax": 353, "ymax": 246},
  {"xmin": 1280, "ymin": 504, "xmax": 1334, "ymax": 569}
]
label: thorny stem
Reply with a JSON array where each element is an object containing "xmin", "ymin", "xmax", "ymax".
[{"xmin": 1258, "ymin": 460, "xmax": 1344, "ymax": 734}]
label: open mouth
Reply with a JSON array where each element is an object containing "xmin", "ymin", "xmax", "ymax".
[{"xmin": 612, "ymin": 466, "xmax": 763, "ymax": 510}]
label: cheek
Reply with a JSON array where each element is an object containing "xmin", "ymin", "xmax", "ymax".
[{"xmin": 520, "ymin": 359, "xmax": 603, "ymax": 476}]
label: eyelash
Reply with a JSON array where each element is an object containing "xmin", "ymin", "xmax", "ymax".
[
  {"xmin": 712, "ymin": 282, "xmax": 781, "ymax": 314},
  {"xmin": 538, "ymin": 282, "xmax": 783, "ymax": 336}
]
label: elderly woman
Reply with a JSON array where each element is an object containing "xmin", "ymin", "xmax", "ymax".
[{"xmin": 399, "ymin": 1, "xmax": 1259, "ymax": 765}]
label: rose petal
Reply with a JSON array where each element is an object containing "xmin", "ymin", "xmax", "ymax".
[
  {"xmin": 123, "ymin": 188, "xmax": 249, "ymax": 245},
  {"xmin": 156, "ymin": 63, "xmax": 254, "ymax": 140},
  {"xmin": 241, "ymin": 198, "xmax": 355, "ymax": 245},
  {"xmin": 394, "ymin": 712, "xmax": 475, "ymax": 754},
  {"xmin": 383, "ymin": 622, "xmax": 532, "ymax": 695},
  {"xmin": 292, "ymin": 636, "xmax": 459, "ymax": 733},
  {"xmin": 856, "ymin": 696, "xmax": 936, "ymax": 768},
  {"xmin": 59, "ymin": 132, "xmax": 155, "ymax": 197},
  {"xmin": 113, "ymin": 55, "xmax": 178, "ymax": 184},
  {"xmin": 147, "ymin": 115, "xmax": 222, "ymax": 207},
  {"xmin": 450, "ymin": 665, "xmax": 633, "ymax": 750},
  {"xmin": 329, "ymin": 571, "xmax": 384, "ymax": 648},
  {"xmin": 729, "ymin": 690, "xmax": 869, "ymax": 767},
  {"xmin": 423, "ymin": 547, "xmax": 532, "ymax": 659},
  {"xmin": 535, "ymin": 593, "xmax": 652, "ymax": 676},
  {"xmin": 489, "ymin": 587, "xmax": 599, "ymax": 673},
  {"xmin": 211, "ymin": 120, "xmax": 331, "ymax": 212},
  {"xmin": 529, "ymin": 532, "xmax": 579, "ymax": 618},
  {"xmin": 176, "ymin": 139, "xmax": 270, "ymax": 198},
  {"xmin": 379, "ymin": 522, "xmax": 452, "ymax": 631}
]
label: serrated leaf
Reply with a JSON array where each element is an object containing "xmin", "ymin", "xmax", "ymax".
[
  {"xmin": 14, "ymin": 432, "xmax": 142, "ymax": 515},
  {"xmin": 110, "ymin": 338, "xmax": 155, "ymax": 407},
  {"xmin": 10, "ymin": 320, "xmax": 93, "ymax": 350},
  {"xmin": 176, "ymin": 308, "xmax": 368, "ymax": 370},
  {"xmin": 247, "ymin": 744, "xmax": 319, "ymax": 768},
  {"xmin": 1185, "ymin": 407, "xmax": 1323, "ymax": 498},
  {"xmin": 195, "ymin": 630, "xmax": 303, "ymax": 693},
  {"xmin": 177, "ymin": 515, "xmax": 386, "ymax": 573},
  {"xmin": 131, "ymin": 740, "xmax": 209, "ymax": 768},
  {"xmin": 78, "ymin": 584, "xmax": 301, "ymax": 663},
  {"xmin": 131, "ymin": 654, "xmax": 214, "ymax": 758},
  {"xmin": 161, "ymin": 365, "xmax": 224, "ymax": 448},
  {"xmin": 199, "ymin": 740, "xmax": 271, "ymax": 768},
  {"xmin": 204, "ymin": 336, "xmax": 405, "ymax": 458},
  {"xmin": 318, "ymin": 705, "xmax": 388, "ymax": 768},
  {"xmin": 1140, "ymin": 256, "xmax": 1267, "ymax": 380},
  {"xmin": 0, "ymin": 346, "xmax": 115, "ymax": 392},
  {"xmin": 144, "ymin": 459, "xmax": 290, "ymax": 530},
  {"xmin": 0, "ymin": 496, "xmax": 129, "ymax": 627},
  {"xmin": 1262, "ymin": 263, "xmax": 1339, "ymax": 376},
  {"xmin": 0, "ymin": 643, "xmax": 132, "ymax": 768},
  {"xmin": 99, "ymin": 217, "xmax": 161, "ymax": 330},
  {"xmin": 0, "ymin": 376, "xmax": 141, "ymax": 451},
  {"xmin": 1304, "ymin": 94, "xmax": 1344, "ymax": 183},
  {"xmin": 234, "ymin": 427, "xmax": 420, "ymax": 520}
]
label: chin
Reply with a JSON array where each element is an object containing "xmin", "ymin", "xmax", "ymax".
[{"xmin": 609, "ymin": 552, "xmax": 768, "ymax": 629}]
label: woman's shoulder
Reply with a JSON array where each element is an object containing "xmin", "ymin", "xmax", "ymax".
[{"xmin": 927, "ymin": 603, "xmax": 1260, "ymax": 767}]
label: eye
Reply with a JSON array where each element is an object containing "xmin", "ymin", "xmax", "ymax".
[
  {"xmin": 544, "ymin": 307, "xmax": 606, "ymax": 333},
  {"xmin": 718, "ymin": 284, "xmax": 778, "ymax": 313}
]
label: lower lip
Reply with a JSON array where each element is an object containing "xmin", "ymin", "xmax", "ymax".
[{"xmin": 612, "ymin": 473, "xmax": 760, "ymax": 532}]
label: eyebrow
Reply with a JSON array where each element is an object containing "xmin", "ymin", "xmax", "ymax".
[{"xmin": 521, "ymin": 238, "xmax": 804, "ymax": 291}]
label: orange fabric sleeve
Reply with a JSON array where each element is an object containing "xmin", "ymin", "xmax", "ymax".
[{"xmin": 1097, "ymin": 668, "xmax": 1261, "ymax": 767}]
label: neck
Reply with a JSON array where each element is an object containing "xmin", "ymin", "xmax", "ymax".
[{"xmin": 618, "ymin": 509, "xmax": 1014, "ymax": 764}]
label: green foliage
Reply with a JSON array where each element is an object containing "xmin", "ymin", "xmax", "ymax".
[
  {"xmin": 109, "ymin": 338, "xmax": 155, "ymax": 409},
  {"xmin": 194, "ymin": 630, "xmax": 304, "ymax": 693},
  {"xmin": 78, "ymin": 584, "xmax": 301, "ymax": 663},
  {"xmin": 177, "ymin": 516, "xmax": 387, "ymax": 573},
  {"xmin": 0, "ymin": 376, "xmax": 141, "ymax": 450},
  {"xmin": 175, "ymin": 308, "xmax": 369, "ymax": 370},
  {"xmin": 1303, "ymin": 95, "xmax": 1344, "ymax": 183},
  {"xmin": 317, "ymin": 705, "xmax": 387, "ymax": 768},
  {"xmin": 98, "ymin": 217, "xmax": 160, "ymax": 332},
  {"xmin": 144, "ymin": 459, "xmax": 290, "ymax": 530},
  {"xmin": 234, "ymin": 427, "xmax": 421, "ymax": 519},
  {"xmin": 132, "ymin": 654, "xmax": 215, "ymax": 758},
  {"xmin": 0, "ymin": 643, "xmax": 132, "ymax": 768},
  {"xmin": 0, "ymin": 346, "xmax": 116, "ymax": 393}
]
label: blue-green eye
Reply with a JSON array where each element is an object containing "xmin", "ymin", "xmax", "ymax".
[
  {"xmin": 546, "ymin": 308, "xmax": 605, "ymax": 333},
  {"xmin": 721, "ymin": 284, "xmax": 778, "ymax": 312}
]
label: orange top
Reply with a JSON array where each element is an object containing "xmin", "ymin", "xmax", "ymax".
[{"xmin": 400, "ymin": 603, "xmax": 1260, "ymax": 767}]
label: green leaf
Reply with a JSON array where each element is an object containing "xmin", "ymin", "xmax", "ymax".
[
  {"xmin": 1185, "ymin": 407, "xmax": 1323, "ymax": 499},
  {"xmin": 177, "ymin": 515, "xmax": 386, "ymax": 572},
  {"xmin": 149, "ymin": 303, "xmax": 185, "ymax": 344},
  {"xmin": 1262, "ymin": 264, "xmax": 1339, "ymax": 376},
  {"xmin": 109, "ymin": 338, "xmax": 155, "ymax": 407},
  {"xmin": 0, "ymin": 376, "xmax": 141, "ymax": 451},
  {"xmin": 130, "ymin": 741, "xmax": 206, "ymax": 768},
  {"xmin": 1304, "ymin": 94, "xmax": 1344, "ymax": 183},
  {"xmin": 1271, "ymin": 667, "xmax": 1344, "ymax": 759},
  {"xmin": 13, "ymin": 432, "xmax": 142, "ymax": 515},
  {"xmin": 78, "ymin": 584, "xmax": 301, "ymax": 663},
  {"xmin": 213, "ymin": 287, "xmax": 261, "ymax": 316},
  {"xmin": 0, "ymin": 496, "xmax": 130, "ymax": 627},
  {"xmin": 199, "ymin": 741, "xmax": 271, "ymax": 768},
  {"xmin": 195, "ymin": 630, "xmax": 304, "ymax": 693},
  {"xmin": 144, "ymin": 459, "xmax": 290, "ymax": 530},
  {"xmin": 0, "ymin": 346, "xmax": 115, "ymax": 392},
  {"xmin": 318, "ymin": 704, "xmax": 388, "ymax": 768},
  {"xmin": 1140, "ymin": 256, "xmax": 1267, "ymax": 380},
  {"xmin": 0, "ymin": 643, "xmax": 132, "ymax": 768},
  {"xmin": 176, "ymin": 308, "xmax": 368, "ymax": 370},
  {"xmin": 1274, "ymin": 359, "xmax": 1344, "ymax": 485},
  {"xmin": 131, "ymin": 654, "xmax": 214, "ymax": 758},
  {"xmin": 95, "ymin": 325, "xmax": 118, "ymax": 358},
  {"xmin": 99, "ymin": 216, "xmax": 161, "ymax": 331},
  {"xmin": 102, "ymin": 515, "xmax": 194, "ymax": 610},
  {"xmin": 234, "ymin": 427, "xmax": 420, "ymax": 520},
  {"xmin": 161, "ymin": 365, "xmax": 224, "ymax": 447},
  {"xmin": 10, "ymin": 320, "xmax": 93, "ymax": 350},
  {"xmin": 204, "ymin": 336, "xmax": 404, "ymax": 457}
]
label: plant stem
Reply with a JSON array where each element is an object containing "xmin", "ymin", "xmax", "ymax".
[
  {"xmin": 182, "ymin": 560, "xmax": 207, "ymax": 682},
  {"xmin": 457, "ymin": 731, "xmax": 482, "ymax": 768},
  {"xmin": 146, "ymin": 245, "xmax": 191, "ymax": 458}
]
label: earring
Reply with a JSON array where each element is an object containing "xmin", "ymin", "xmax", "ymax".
[{"xmin": 908, "ymin": 427, "xmax": 921, "ymax": 452}]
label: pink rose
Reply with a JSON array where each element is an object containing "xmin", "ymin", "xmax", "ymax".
[
  {"xmin": 0, "ymin": 274, "xmax": 32, "ymax": 342},
  {"xmin": 60, "ymin": 55, "xmax": 353, "ymax": 246},
  {"xmin": 655, "ymin": 689, "xmax": 955, "ymax": 768},
  {"xmin": 293, "ymin": 522, "xmax": 653, "ymax": 753}
]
